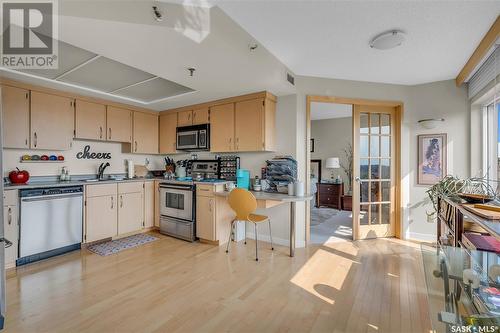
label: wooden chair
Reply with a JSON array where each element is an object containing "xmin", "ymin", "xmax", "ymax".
[{"xmin": 226, "ymin": 188, "xmax": 274, "ymax": 261}]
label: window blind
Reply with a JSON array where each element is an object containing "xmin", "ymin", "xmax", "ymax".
[{"xmin": 468, "ymin": 45, "xmax": 499, "ymax": 99}]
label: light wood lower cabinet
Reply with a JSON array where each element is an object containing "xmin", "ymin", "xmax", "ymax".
[
  {"xmin": 144, "ymin": 181, "xmax": 154, "ymax": 228},
  {"xmin": 154, "ymin": 180, "xmax": 160, "ymax": 227},
  {"xmin": 210, "ymin": 103, "xmax": 235, "ymax": 152},
  {"xmin": 75, "ymin": 99, "xmax": 106, "ymax": 141},
  {"xmin": 195, "ymin": 184, "xmax": 232, "ymax": 244},
  {"xmin": 159, "ymin": 112, "xmax": 177, "ymax": 154},
  {"xmin": 196, "ymin": 195, "xmax": 216, "ymax": 240},
  {"xmin": 3, "ymin": 190, "xmax": 18, "ymax": 269},
  {"xmin": 86, "ymin": 195, "xmax": 118, "ymax": 242},
  {"xmin": 85, "ymin": 182, "xmax": 146, "ymax": 243},
  {"xmin": 118, "ymin": 192, "xmax": 143, "ymax": 234},
  {"xmin": 2, "ymin": 85, "xmax": 30, "ymax": 149},
  {"xmin": 107, "ymin": 106, "xmax": 132, "ymax": 143},
  {"xmin": 132, "ymin": 112, "xmax": 158, "ymax": 154},
  {"xmin": 30, "ymin": 91, "xmax": 74, "ymax": 150}
]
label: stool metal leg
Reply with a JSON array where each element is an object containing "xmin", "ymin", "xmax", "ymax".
[
  {"xmin": 254, "ymin": 223, "xmax": 258, "ymax": 261},
  {"xmin": 244, "ymin": 221, "xmax": 247, "ymax": 245},
  {"xmin": 226, "ymin": 220, "xmax": 234, "ymax": 253},
  {"xmin": 268, "ymin": 219, "xmax": 274, "ymax": 251}
]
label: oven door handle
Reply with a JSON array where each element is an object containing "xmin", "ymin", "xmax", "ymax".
[{"xmin": 160, "ymin": 185, "xmax": 193, "ymax": 191}]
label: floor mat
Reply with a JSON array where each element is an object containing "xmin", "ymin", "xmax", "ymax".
[{"xmin": 87, "ymin": 234, "xmax": 158, "ymax": 256}]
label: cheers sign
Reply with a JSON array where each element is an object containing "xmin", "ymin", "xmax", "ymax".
[{"xmin": 76, "ymin": 145, "xmax": 111, "ymax": 160}]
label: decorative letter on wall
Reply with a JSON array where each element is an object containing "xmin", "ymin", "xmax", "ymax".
[{"xmin": 76, "ymin": 145, "xmax": 112, "ymax": 160}]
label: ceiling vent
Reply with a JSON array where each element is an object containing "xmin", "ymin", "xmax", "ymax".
[{"xmin": 286, "ymin": 72, "xmax": 295, "ymax": 85}]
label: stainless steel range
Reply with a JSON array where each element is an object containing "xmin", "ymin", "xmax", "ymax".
[{"xmin": 159, "ymin": 182, "xmax": 196, "ymax": 242}]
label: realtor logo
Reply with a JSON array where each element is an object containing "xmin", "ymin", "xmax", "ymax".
[{"xmin": 1, "ymin": 0, "xmax": 58, "ymax": 69}]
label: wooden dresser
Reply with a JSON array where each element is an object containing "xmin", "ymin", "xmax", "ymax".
[{"xmin": 316, "ymin": 183, "xmax": 343, "ymax": 209}]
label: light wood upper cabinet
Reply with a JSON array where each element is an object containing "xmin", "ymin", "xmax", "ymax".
[
  {"xmin": 86, "ymin": 195, "xmax": 118, "ymax": 242},
  {"xmin": 107, "ymin": 106, "xmax": 132, "ymax": 143},
  {"xmin": 132, "ymin": 112, "xmax": 158, "ymax": 154},
  {"xmin": 144, "ymin": 182, "xmax": 154, "ymax": 228},
  {"xmin": 159, "ymin": 112, "xmax": 178, "ymax": 154},
  {"xmin": 30, "ymin": 91, "xmax": 74, "ymax": 150},
  {"xmin": 177, "ymin": 110, "xmax": 193, "ymax": 127},
  {"xmin": 75, "ymin": 100, "xmax": 106, "ymax": 141},
  {"xmin": 118, "ymin": 192, "xmax": 144, "ymax": 234},
  {"xmin": 235, "ymin": 98, "xmax": 276, "ymax": 152},
  {"xmin": 2, "ymin": 85, "xmax": 29, "ymax": 149},
  {"xmin": 210, "ymin": 103, "xmax": 235, "ymax": 153},
  {"xmin": 193, "ymin": 107, "xmax": 209, "ymax": 125}
]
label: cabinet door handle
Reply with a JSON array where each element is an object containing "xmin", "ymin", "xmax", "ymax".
[
  {"xmin": 99, "ymin": 126, "xmax": 103, "ymax": 139},
  {"xmin": 188, "ymin": 113, "xmax": 191, "ymax": 120},
  {"xmin": 135, "ymin": 141, "xmax": 138, "ymax": 152},
  {"xmin": 109, "ymin": 128, "xmax": 112, "ymax": 140},
  {"xmin": 7, "ymin": 207, "xmax": 12, "ymax": 225},
  {"xmin": 33, "ymin": 132, "xmax": 37, "ymax": 147},
  {"xmin": 209, "ymin": 199, "xmax": 213, "ymax": 212},
  {"xmin": 111, "ymin": 196, "xmax": 114, "ymax": 209},
  {"xmin": 25, "ymin": 138, "xmax": 28, "ymax": 146},
  {"xmin": 120, "ymin": 195, "xmax": 123, "ymax": 208}
]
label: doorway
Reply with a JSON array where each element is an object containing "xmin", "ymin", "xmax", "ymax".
[
  {"xmin": 309, "ymin": 102, "xmax": 353, "ymax": 243},
  {"xmin": 306, "ymin": 96, "xmax": 402, "ymax": 242}
]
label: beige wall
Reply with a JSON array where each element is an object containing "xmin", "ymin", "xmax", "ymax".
[
  {"xmin": 311, "ymin": 117, "xmax": 352, "ymax": 185},
  {"xmin": 295, "ymin": 77, "xmax": 468, "ymax": 242},
  {"xmin": 3, "ymin": 140, "xmax": 166, "ymax": 178}
]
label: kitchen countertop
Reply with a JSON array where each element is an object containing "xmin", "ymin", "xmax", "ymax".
[
  {"xmin": 215, "ymin": 190, "xmax": 314, "ymax": 202},
  {"xmin": 4, "ymin": 177, "xmax": 162, "ymax": 190},
  {"xmin": 4, "ymin": 177, "xmax": 234, "ymax": 190}
]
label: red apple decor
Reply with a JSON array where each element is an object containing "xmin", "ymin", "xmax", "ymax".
[{"xmin": 9, "ymin": 168, "xmax": 30, "ymax": 184}]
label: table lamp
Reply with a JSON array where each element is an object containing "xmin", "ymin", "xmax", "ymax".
[{"xmin": 325, "ymin": 157, "xmax": 341, "ymax": 183}]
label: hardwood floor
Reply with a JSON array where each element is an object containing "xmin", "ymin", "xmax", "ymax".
[{"xmin": 3, "ymin": 233, "xmax": 432, "ymax": 332}]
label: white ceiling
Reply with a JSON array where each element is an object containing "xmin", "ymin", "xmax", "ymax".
[
  {"xmin": 217, "ymin": 1, "xmax": 500, "ymax": 85},
  {"xmin": 0, "ymin": 1, "xmax": 294, "ymax": 110},
  {"xmin": 311, "ymin": 102, "xmax": 352, "ymax": 120}
]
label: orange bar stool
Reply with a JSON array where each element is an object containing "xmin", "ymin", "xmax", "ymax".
[{"xmin": 226, "ymin": 188, "xmax": 274, "ymax": 261}]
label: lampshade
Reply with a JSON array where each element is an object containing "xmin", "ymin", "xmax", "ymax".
[{"xmin": 325, "ymin": 157, "xmax": 340, "ymax": 169}]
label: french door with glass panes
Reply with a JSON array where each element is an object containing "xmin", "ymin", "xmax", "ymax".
[{"xmin": 352, "ymin": 105, "xmax": 396, "ymax": 240}]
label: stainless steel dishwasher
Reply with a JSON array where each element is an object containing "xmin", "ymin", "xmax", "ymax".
[{"xmin": 18, "ymin": 186, "xmax": 83, "ymax": 265}]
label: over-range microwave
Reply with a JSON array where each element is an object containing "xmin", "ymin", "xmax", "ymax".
[{"xmin": 176, "ymin": 124, "xmax": 210, "ymax": 151}]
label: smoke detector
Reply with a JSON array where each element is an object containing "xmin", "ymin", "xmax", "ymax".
[{"xmin": 370, "ymin": 30, "xmax": 405, "ymax": 50}]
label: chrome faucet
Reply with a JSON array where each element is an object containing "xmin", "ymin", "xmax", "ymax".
[{"xmin": 98, "ymin": 162, "xmax": 110, "ymax": 180}]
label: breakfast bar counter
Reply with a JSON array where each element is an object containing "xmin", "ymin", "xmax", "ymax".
[{"xmin": 215, "ymin": 190, "xmax": 313, "ymax": 257}]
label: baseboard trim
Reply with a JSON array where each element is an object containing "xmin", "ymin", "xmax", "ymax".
[{"xmin": 405, "ymin": 231, "xmax": 435, "ymax": 242}]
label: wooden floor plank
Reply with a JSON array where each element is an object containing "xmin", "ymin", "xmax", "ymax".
[{"xmin": 3, "ymin": 233, "xmax": 432, "ymax": 333}]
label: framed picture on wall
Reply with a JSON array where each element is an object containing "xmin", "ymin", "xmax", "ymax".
[
  {"xmin": 418, "ymin": 133, "xmax": 447, "ymax": 185},
  {"xmin": 310, "ymin": 159, "xmax": 321, "ymax": 182},
  {"xmin": 310, "ymin": 139, "xmax": 315, "ymax": 153}
]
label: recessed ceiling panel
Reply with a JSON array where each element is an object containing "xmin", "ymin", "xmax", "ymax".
[
  {"xmin": 113, "ymin": 77, "xmax": 194, "ymax": 102},
  {"xmin": 19, "ymin": 41, "xmax": 97, "ymax": 79},
  {"xmin": 58, "ymin": 56, "xmax": 155, "ymax": 92}
]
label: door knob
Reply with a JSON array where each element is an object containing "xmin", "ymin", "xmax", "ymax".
[{"xmin": 355, "ymin": 177, "xmax": 361, "ymax": 183}]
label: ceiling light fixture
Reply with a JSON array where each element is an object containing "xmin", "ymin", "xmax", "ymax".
[
  {"xmin": 152, "ymin": 5, "xmax": 163, "ymax": 22},
  {"xmin": 370, "ymin": 30, "xmax": 405, "ymax": 50}
]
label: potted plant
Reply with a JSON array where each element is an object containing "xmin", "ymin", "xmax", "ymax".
[
  {"xmin": 340, "ymin": 143, "xmax": 353, "ymax": 194},
  {"xmin": 425, "ymin": 175, "xmax": 497, "ymax": 221}
]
